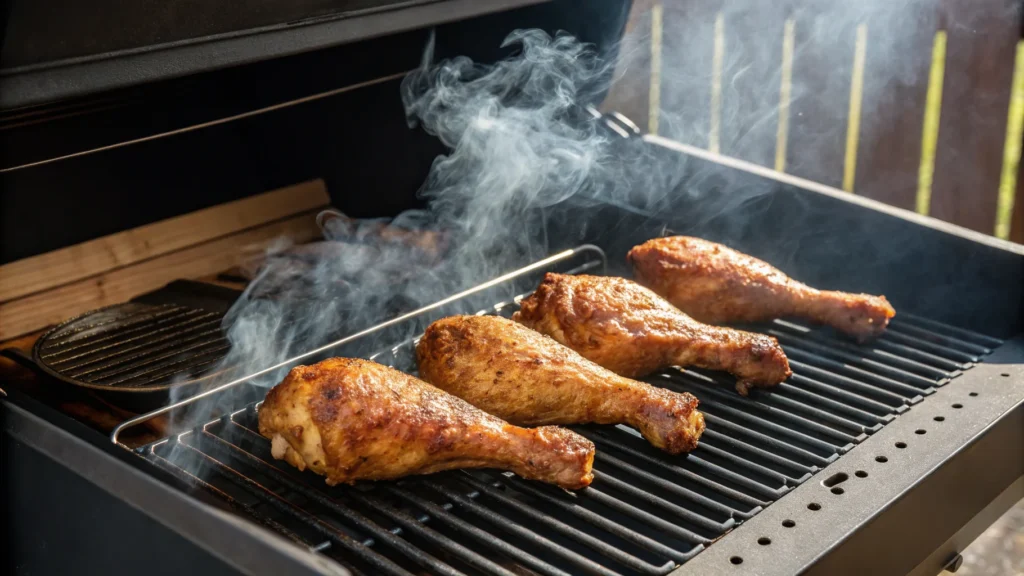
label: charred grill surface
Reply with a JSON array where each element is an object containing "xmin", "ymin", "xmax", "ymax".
[{"xmin": 140, "ymin": 281, "xmax": 994, "ymax": 576}]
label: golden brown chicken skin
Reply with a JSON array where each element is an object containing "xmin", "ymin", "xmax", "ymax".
[
  {"xmin": 258, "ymin": 358, "xmax": 595, "ymax": 489},
  {"xmin": 514, "ymin": 273, "xmax": 791, "ymax": 395},
  {"xmin": 628, "ymin": 236, "xmax": 896, "ymax": 341},
  {"xmin": 416, "ymin": 315, "xmax": 705, "ymax": 454}
]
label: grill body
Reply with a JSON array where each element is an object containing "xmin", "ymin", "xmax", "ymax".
[
  {"xmin": 3, "ymin": 4, "xmax": 1024, "ymax": 569},
  {"xmin": 4, "ymin": 136, "xmax": 1024, "ymax": 575}
]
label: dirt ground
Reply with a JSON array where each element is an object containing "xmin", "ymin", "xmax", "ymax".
[{"xmin": 959, "ymin": 497, "xmax": 1024, "ymax": 576}]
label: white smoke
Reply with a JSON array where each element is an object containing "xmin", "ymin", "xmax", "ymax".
[{"xmin": 169, "ymin": 29, "xmax": 673, "ymax": 410}]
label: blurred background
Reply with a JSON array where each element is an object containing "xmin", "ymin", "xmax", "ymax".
[{"xmin": 600, "ymin": 0, "xmax": 1024, "ymax": 244}]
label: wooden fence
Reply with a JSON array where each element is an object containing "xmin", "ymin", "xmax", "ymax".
[{"xmin": 602, "ymin": 0, "xmax": 1024, "ymax": 242}]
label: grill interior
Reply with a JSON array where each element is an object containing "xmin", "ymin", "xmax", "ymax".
[{"xmin": 136, "ymin": 259, "xmax": 1001, "ymax": 576}]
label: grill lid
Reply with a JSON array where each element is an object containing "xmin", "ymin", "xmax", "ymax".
[{"xmin": 0, "ymin": 0, "xmax": 550, "ymax": 109}]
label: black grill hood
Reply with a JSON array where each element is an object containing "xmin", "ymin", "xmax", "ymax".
[
  {"xmin": 0, "ymin": 0, "xmax": 631, "ymax": 265},
  {"xmin": 0, "ymin": 0, "xmax": 632, "ymax": 109}
]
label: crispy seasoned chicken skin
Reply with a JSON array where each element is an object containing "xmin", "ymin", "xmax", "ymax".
[
  {"xmin": 629, "ymin": 236, "xmax": 896, "ymax": 341},
  {"xmin": 416, "ymin": 315, "xmax": 705, "ymax": 453},
  {"xmin": 258, "ymin": 358, "xmax": 595, "ymax": 489},
  {"xmin": 514, "ymin": 274, "xmax": 791, "ymax": 395}
]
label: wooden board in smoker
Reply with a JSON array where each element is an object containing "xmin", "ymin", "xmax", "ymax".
[{"xmin": 0, "ymin": 179, "xmax": 330, "ymax": 341}]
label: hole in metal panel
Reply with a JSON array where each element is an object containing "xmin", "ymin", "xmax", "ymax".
[
  {"xmin": 821, "ymin": 472, "xmax": 849, "ymax": 488},
  {"xmin": 1001, "ymin": 373, "xmax": 1010, "ymax": 377},
  {"xmin": 876, "ymin": 456, "xmax": 888, "ymax": 463},
  {"xmin": 855, "ymin": 470, "xmax": 868, "ymax": 478},
  {"xmin": 969, "ymin": 392, "xmax": 978, "ymax": 397},
  {"xmin": 807, "ymin": 502, "xmax": 821, "ymax": 511},
  {"xmin": 830, "ymin": 487, "xmax": 844, "ymax": 495},
  {"xmin": 895, "ymin": 442, "xmax": 907, "ymax": 448},
  {"xmin": 731, "ymin": 556, "xmax": 743, "ymax": 565},
  {"xmin": 952, "ymin": 403, "xmax": 963, "ymax": 409},
  {"xmin": 934, "ymin": 416, "xmax": 945, "ymax": 422},
  {"xmin": 757, "ymin": 537, "xmax": 771, "ymax": 546},
  {"xmin": 915, "ymin": 429, "xmax": 926, "ymax": 435},
  {"xmin": 782, "ymin": 519, "xmax": 796, "ymax": 528}
]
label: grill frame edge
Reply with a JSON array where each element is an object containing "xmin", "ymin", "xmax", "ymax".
[{"xmin": 674, "ymin": 337, "xmax": 1024, "ymax": 576}]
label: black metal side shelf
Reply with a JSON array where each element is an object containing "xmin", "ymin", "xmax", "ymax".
[{"xmin": 138, "ymin": 289, "xmax": 999, "ymax": 576}]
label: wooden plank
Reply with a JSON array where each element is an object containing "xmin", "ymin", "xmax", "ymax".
[
  {"xmin": 929, "ymin": 0, "xmax": 1020, "ymax": 232},
  {"xmin": 718, "ymin": 1, "xmax": 790, "ymax": 168},
  {"xmin": 655, "ymin": 0, "xmax": 724, "ymax": 148},
  {"xmin": 785, "ymin": 1, "xmax": 859, "ymax": 188},
  {"xmin": 1012, "ymin": 131, "xmax": 1024, "ymax": 242},
  {"xmin": 853, "ymin": 0, "xmax": 936, "ymax": 210},
  {"xmin": 0, "ymin": 211, "xmax": 322, "ymax": 340},
  {"xmin": 601, "ymin": 0, "xmax": 658, "ymax": 130},
  {"xmin": 0, "ymin": 179, "xmax": 329, "ymax": 303},
  {"xmin": 998, "ymin": 41, "xmax": 1024, "ymax": 239}
]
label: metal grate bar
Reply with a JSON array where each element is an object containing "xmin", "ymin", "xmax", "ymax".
[
  {"xmin": 85, "ymin": 337, "xmax": 228, "ymax": 383},
  {"xmin": 886, "ymin": 322, "xmax": 991, "ymax": 356},
  {"xmin": 128, "ymin": 351, "xmax": 232, "ymax": 387},
  {"xmin": 42, "ymin": 307, "xmax": 204, "ymax": 357},
  {"xmin": 424, "ymin": 479, "xmax": 633, "ymax": 576},
  {"xmin": 879, "ymin": 329, "xmax": 979, "ymax": 364},
  {"xmin": 343, "ymin": 489, "xmax": 520, "ymax": 576},
  {"xmin": 786, "ymin": 352, "xmax": 925, "ymax": 403},
  {"xmin": 43, "ymin": 305, "xmax": 189, "ymax": 348},
  {"xmin": 45, "ymin": 312, "xmax": 219, "ymax": 365},
  {"xmin": 866, "ymin": 337, "xmax": 969, "ymax": 371},
  {"xmin": 148, "ymin": 447, "xmax": 316, "ymax": 549},
  {"xmin": 772, "ymin": 331, "xmax": 943, "ymax": 389},
  {"xmin": 772, "ymin": 381, "xmax": 892, "ymax": 426},
  {"xmin": 494, "ymin": 476, "xmax": 702, "ymax": 563},
  {"xmin": 695, "ymin": 430, "xmax": 814, "ymax": 483},
  {"xmin": 442, "ymin": 476, "xmax": 679, "ymax": 575},
  {"xmin": 701, "ymin": 413, "xmax": 834, "ymax": 467},
  {"xmin": 176, "ymin": 434, "xmax": 467, "ymax": 576},
  {"xmin": 660, "ymin": 373, "xmax": 863, "ymax": 447},
  {"xmin": 594, "ymin": 452, "xmax": 745, "ymax": 519},
  {"xmin": 150, "ymin": 440, "xmax": 414, "ymax": 576},
  {"xmin": 67, "ymin": 327, "xmax": 224, "ymax": 379},
  {"xmin": 746, "ymin": 384, "xmax": 879, "ymax": 434},
  {"xmin": 385, "ymin": 484, "xmax": 575, "ymax": 576},
  {"xmin": 96, "ymin": 342, "xmax": 232, "ymax": 386},
  {"xmin": 468, "ymin": 467, "xmax": 708, "ymax": 545},
  {"xmin": 595, "ymin": 447, "xmax": 764, "ymax": 514},
  {"xmin": 587, "ymin": 429, "xmax": 777, "ymax": 505},
  {"xmin": 771, "ymin": 320, "xmax": 958, "ymax": 379},
  {"xmin": 894, "ymin": 313, "xmax": 1002, "ymax": 349},
  {"xmin": 592, "ymin": 470, "xmax": 732, "ymax": 534},
  {"xmin": 567, "ymin": 485, "xmax": 710, "ymax": 546}
]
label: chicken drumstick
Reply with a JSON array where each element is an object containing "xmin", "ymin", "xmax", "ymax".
[
  {"xmin": 514, "ymin": 273, "xmax": 791, "ymax": 395},
  {"xmin": 417, "ymin": 315, "xmax": 705, "ymax": 454},
  {"xmin": 259, "ymin": 358, "xmax": 595, "ymax": 489},
  {"xmin": 628, "ymin": 236, "xmax": 895, "ymax": 341}
]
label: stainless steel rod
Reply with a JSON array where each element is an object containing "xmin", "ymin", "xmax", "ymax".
[
  {"xmin": 110, "ymin": 244, "xmax": 607, "ymax": 446},
  {"xmin": 2, "ymin": 71, "xmax": 412, "ymax": 173}
]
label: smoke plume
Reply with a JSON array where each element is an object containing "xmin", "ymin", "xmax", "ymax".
[{"xmin": 182, "ymin": 1, "xmax": 942, "ymax": 411}]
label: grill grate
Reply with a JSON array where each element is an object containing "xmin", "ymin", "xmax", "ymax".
[
  {"xmin": 138, "ymin": 288, "xmax": 1001, "ymax": 576},
  {"xmin": 35, "ymin": 302, "xmax": 231, "ymax": 390}
]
